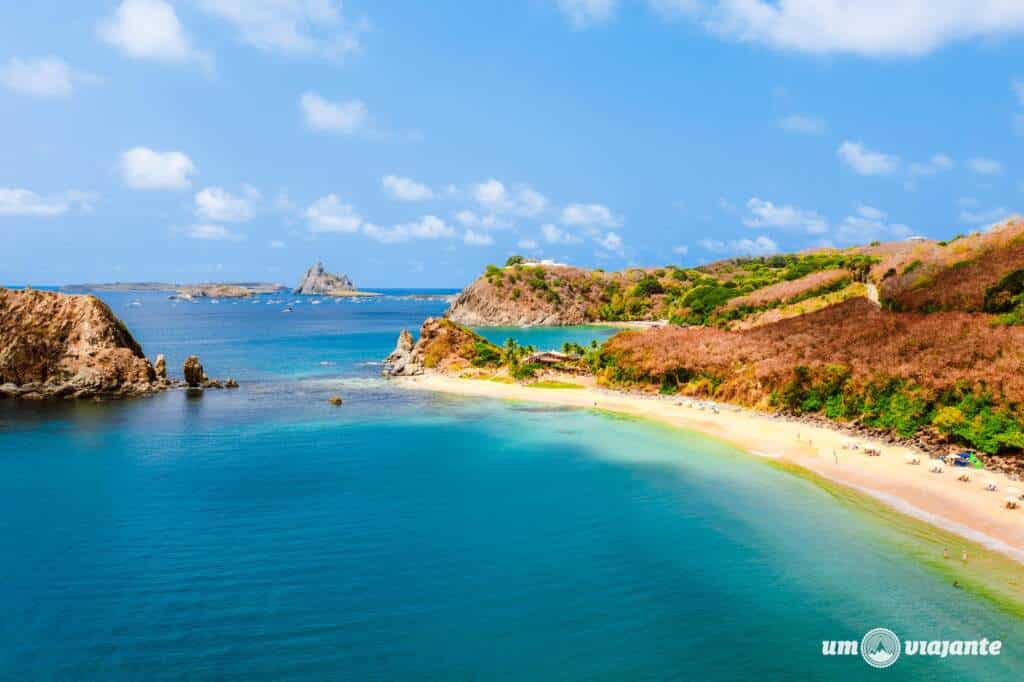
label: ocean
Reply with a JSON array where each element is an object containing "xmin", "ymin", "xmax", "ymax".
[{"xmin": 1, "ymin": 290, "xmax": 1022, "ymax": 680}]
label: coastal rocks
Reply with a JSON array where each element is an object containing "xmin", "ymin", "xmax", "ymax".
[
  {"xmin": 328, "ymin": 395, "xmax": 343, "ymax": 406},
  {"xmin": 383, "ymin": 329, "xmax": 419, "ymax": 376},
  {"xmin": 294, "ymin": 262, "xmax": 355, "ymax": 296},
  {"xmin": 384, "ymin": 318, "xmax": 501, "ymax": 377},
  {"xmin": 154, "ymin": 354, "xmax": 167, "ymax": 380},
  {"xmin": 0, "ymin": 287, "xmax": 162, "ymax": 400},
  {"xmin": 183, "ymin": 356, "xmax": 206, "ymax": 387}
]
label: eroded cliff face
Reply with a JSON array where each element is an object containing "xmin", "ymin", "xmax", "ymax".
[
  {"xmin": 446, "ymin": 269, "xmax": 599, "ymax": 326},
  {"xmin": 383, "ymin": 318, "xmax": 500, "ymax": 376},
  {"xmin": 0, "ymin": 288, "xmax": 161, "ymax": 399}
]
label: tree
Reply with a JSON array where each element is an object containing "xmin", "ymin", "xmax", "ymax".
[{"xmin": 505, "ymin": 254, "xmax": 525, "ymax": 267}]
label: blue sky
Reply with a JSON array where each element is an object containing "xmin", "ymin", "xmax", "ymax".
[{"xmin": 2, "ymin": 1, "xmax": 1024, "ymax": 287}]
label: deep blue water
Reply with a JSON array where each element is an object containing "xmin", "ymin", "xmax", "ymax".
[{"xmin": 1, "ymin": 291, "xmax": 1022, "ymax": 680}]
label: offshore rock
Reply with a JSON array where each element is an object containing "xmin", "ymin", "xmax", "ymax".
[
  {"xmin": 293, "ymin": 262, "xmax": 355, "ymax": 295},
  {"xmin": 183, "ymin": 355, "xmax": 206, "ymax": 387}
]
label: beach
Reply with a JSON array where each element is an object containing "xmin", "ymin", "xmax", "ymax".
[{"xmin": 398, "ymin": 373, "xmax": 1024, "ymax": 566}]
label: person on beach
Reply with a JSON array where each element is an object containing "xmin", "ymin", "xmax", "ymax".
[
  {"xmin": 943, "ymin": 548, "xmax": 949, "ymax": 560},
  {"xmin": 962, "ymin": 550, "xmax": 969, "ymax": 563}
]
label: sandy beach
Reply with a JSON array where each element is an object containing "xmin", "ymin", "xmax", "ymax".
[{"xmin": 398, "ymin": 373, "xmax": 1024, "ymax": 567}]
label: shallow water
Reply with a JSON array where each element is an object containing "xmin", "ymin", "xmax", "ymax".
[{"xmin": 1, "ymin": 291, "xmax": 1022, "ymax": 679}]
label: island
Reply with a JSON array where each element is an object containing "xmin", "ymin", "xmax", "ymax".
[{"xmin": 293, "ymin": 262, "xmax": 380, "ymax": 297}]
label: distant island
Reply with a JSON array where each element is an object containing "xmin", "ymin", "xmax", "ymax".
[
  {"xmin": 293, "ymin": 262, "xmax": 379, "ymax": 297},
  {"xmin": 62, "ymin": 282, "xmax": 286, "ymax": 299}
]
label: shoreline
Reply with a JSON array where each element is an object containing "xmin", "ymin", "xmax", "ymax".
[{"xmin": 397, "ymin": 372, "xmax": 1024, "ymax": 568}]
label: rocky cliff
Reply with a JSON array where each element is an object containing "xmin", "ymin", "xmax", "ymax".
[
  {"xmin": 294, "ymin": 262, "xmax": 356, "ymax": 295},
  {"xmin": 383, "ymin": 318, "xmax": 500, "ymax": 376},
  {"xmin": 0, "ymin": 288, "xmax": 162, "ymax": 399}
]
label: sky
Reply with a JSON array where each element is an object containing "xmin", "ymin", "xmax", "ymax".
[{"xmin": 2, "ymin": 1, "xmax": 1024, "ymax": 288}]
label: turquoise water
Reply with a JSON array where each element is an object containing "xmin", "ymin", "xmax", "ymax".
[{"xmin": 1, "ymin": 291, "xmax": 1022, "ymax": 679}]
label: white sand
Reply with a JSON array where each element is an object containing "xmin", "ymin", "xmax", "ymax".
[{"xmin": 397, "ymin": 373, "xmax": 1024, "ymax": 565}]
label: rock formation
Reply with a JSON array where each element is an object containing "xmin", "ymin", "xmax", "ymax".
[
  {"xmin": 154, "ymin": 354, "xmax": 167, "ymax": 380},
  {"xmin": 183, "ymin": 356, "xmax": 206, "ymax": 387},
  {"xmin": 383, "ymin": 329, "xmax": 418, "ymax": 376},
  {"xmin": 383, "ymin": 318, "xmax": 500, "ymax": 377},
  {"xmin": 294, "ymin": 262, "xmax": 355, "ymax": 295},
  {"xmin": 0, "ymin": 288, "xmax": 161, "ymax": 399}
]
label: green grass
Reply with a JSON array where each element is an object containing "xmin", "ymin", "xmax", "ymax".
[{"xmin": 528, "ymin": 380, "xmax": 584, "ymax": 389}]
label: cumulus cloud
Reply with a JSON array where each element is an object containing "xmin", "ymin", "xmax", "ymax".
[
  {"xmin": 381, "ymin": 175, "xmax": 434, "ymax": 201},
  {"xmin": 834, "ymin": 207, "xmax": 911, "ymax": 245},
  {"xmin": 464, "ymin": 229, "xmax": 495, "ymax": 246},
  {"xmin": 195, "ymin": 186, "xmax": 260, "ymax": 222},
  {"xmin": 541, "ymin": 223, "xmax": 582, "ymax": 245},
  {"xmin": 270, "ymin": 239, "xmax": 286, "ymax": 248},
  {"xmin": 699, "ymin": 235, "xmax": 778, "ymax": 256},
  {"xmin": 454, "ymin": 210, "xmax": 511, "ymax": 230},
  {"xmin": 0, "ymin": 57, "xmax": 100, "ymax": 97},
  {"xmin": 837, "ymin": 141, "xmax": 900, "ymax": 176},
  {"xmin": 655, "ymin": 1, "xmax": 1024, "ymax": 58},
  {"xmin": 185, "ymin": 223, "xmax": 245, "ymax": 241},
  {"xmin": 306, "ymin": 194, "xmax": 362, "ymax": 232},
  {"xmin": 518, "ymin": 238, "xmax": 540, "ymax": 250},
  {"xmin": 471, "ymin": 179, "xmax": 547, "ymax": 217},
  {"xmin": 300, "ymin": 92, "xmax": 368, "ymax": 134},
  {"xmin": 908, "ymin": 154, "xmax": 953, "ymax": 176},
  {"xmin": 968, "ymin": 157, "xmax": 1002, "ymax": 175},
  {"xmin": 556, "ymin": 0, "xmax": 617, "ymax": 28},
  {"xmin": 598, "ymin": 231, "xmax": 624, "ymax": 253},
  {"xmin": 196, "ymin": 0, "xmax": 365, "ymax": 61},
  {"xmin": 98, "ymin": 0, "xmax": 212, "ymax": 71},
  {"xmin": 120, "ymin": 147, "xmax": 197, "ymax": 190},
  {"xmin": 672, "ymin": 244, "xmax": 689, "ymax": 255},
  {"xmin": 0, "ymin": 188, "xmax": 96, "ymax": 217},
  {"xmin": 743, "ymin": 197, "xmax": 827, "ymax": 234},
  {"xmin": 778, "ymin": 114, "xmax": 825, "ymax": 135},
  {"xmin": 561, "ymin": 202, "xmax": 622, "ymax": 228},
  {"xmin": 363, "ymin": 215, "xmax": 455, "ymax": 243}
]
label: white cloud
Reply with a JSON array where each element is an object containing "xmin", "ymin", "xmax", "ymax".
[
  {"xmin": 0, "ymin": 188, "xmax": 96, "ymax": 217},
  {"xmin": 0, "ymin": 57, "xmax": 100, "ymax": 97},
  {"xmin": 381, "ymin": 175, "xmax": 433, "ymax": 201},
  {"xmin": 98, "ymin": 0, "xmax": 212, "ymax": 71},
  {"xmin": 672, "ymin": 244, "xmax": 689, "ymax": 255},
  {"xmin": 561, "ymin": 202, "xmax": 622, "ymax": 228},
  {"xmin": 541, "ymin": 223, "xmax": 582, "ymax": 244},
  {"xmin": 185, "ymin": 223, "xmax": 245, "ymax": 241},
  {"xmin": 663, "ymin": 1, "xmax": 1024, "ymax": 58},
  {"xmin": 599, "ymin": 231, "xmax": 623, "ymax": 253},
  {"xmin": 120, "ymin": 147, "xmax": 197, "ymax": 190},
  {"xmin": 835, "ymin": 213, "xmax": 911, "ymax": 245},
  {"xmin": 306, "ymin": 194, "xmax": 362, "ymax": 233},
  {"xmin": 908, "ymin": 154, "xmax": 953, "ymax": 176},
  {"xmin": 270, "ymin": 239, "xmax": 286, "ymax": 248},
  {"xmin": 464, "ymin": 229, "xmax": 495, "ymax": 246},
  {"xmin": 856, "ymin": 205, "xmax": 886, "ymax": 221},
  {"xmin": 454, "ymin": 210, "xmax": 511, "ymax": 230},
  {"xmin": 837, "ymin": 141, "xmax": 900, "ymax": 176},
  {"xmin": 518, "ymin": 238, "xmax": 540, "ymax": 250},
  {"xmin": 556, "ymin": 0, "xmax": 617, "ymax": 28},
  {"xmin": 743, "ymin": 197, "xmax": 827, "ymax": 234},
  {"xmin": 363, "ymin": 215, "xmax": 455, "ymax": 243},
  {"xmin": 196, "ymin": 0, "xmax": 364, "ymax": 61},
  {"xmin": 699, "ymin": 236, "xmax": 778, "ymax": 256},
  {"xmin": 968, "ymin": 157, "xmax": 1002, "ymax": 175},
  {"xmin": 195, "ymin": 186, "xmax": 259, "ymax": 222},
  {"xmin": 471, "ymin": 179, "xmax": 547, "ymax": 217},
  {"xmin": 779, "ymin": 114, "xmax": 825, "ymax": 135},
  {"xmin": 961, "ymin": 206, "xmax": 1009, "ymax": 225},
  {"xmin": 300, "ymin": 92, "xmax": 368, "ymax": 134}
]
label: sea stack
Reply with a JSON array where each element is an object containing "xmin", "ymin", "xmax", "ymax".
[
  {"xmin": 183, "ymin": 356, "xmax": 206, "ymax": 387},
  {"xmin": 293, "ymin": 262, "xmax": 355, "ymax": 296}
]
